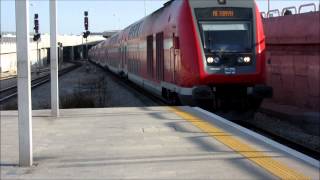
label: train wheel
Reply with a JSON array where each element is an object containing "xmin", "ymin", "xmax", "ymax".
[
  {"xmin": 169, "ymin": 91, "xmax": 181, "ymax": 106},
  {"xmin": 248, "ymin": 97, "xmax": 263, "ymax": 110}
]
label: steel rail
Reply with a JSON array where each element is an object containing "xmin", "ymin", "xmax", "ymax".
[{"xmin": 0, "ymin": 63, "xmax": 81, "ymax": 104}]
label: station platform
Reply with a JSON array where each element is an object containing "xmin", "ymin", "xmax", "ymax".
[{"xmin": 1, "ymin": 107, "xmax": 319, "ymax": 179}]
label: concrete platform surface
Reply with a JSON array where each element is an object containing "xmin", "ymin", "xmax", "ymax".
[{"xmin": 1, "ymin": 107, "xmax": 319, "ymax": 179}]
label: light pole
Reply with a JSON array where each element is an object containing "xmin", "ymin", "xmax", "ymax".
[
  {"xmin": 83, "ymin": 11, "xmax": 90, "ymax": 70},
  {"xmin": 81, "ymin": 35, "xmax": 83, "ymax": 59},
  {"xmin": 86, "ymin": 35, "xmax": 88, "ymax": 61}
]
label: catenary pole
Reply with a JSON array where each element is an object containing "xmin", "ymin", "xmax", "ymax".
[
  {"xmin": 50, "ymin": 0, "xmax": 59, "ymax": 117},
  {"xmin": 15, "ymin": 0, "xmax": 33, "ymax": 167}
]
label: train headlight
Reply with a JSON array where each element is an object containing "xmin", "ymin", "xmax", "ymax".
[
  {"xmin": 244, "ymin": 57, "xmax": 251, "ymax": 63},
  {"xmin": 237, "ymin": 57, "xmax": 244, "ymax": 63},
  {"xmin": 213, "ymin": 57, "xmax": 220, "ymax": 64},
  {"xmin": 207, "ymin": 56, "xmax": 220, "ymax": 64},
  {"xmin": 207, "ymin": 57, "xmax": 214, "ymax": 63}
]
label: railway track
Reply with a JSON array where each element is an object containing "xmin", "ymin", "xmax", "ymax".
[
  {"xmin": 90, "ymin": 60, "xmax": 166, "ymax": 107},
  {"xmin": 0, "ymin": 63, "xmax": 81, "ymax": 104}
]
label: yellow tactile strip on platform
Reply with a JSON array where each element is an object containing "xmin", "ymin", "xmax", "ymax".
[{"xmin": 169, "ymin": 107, "xmax": 309, "ymax": 180}]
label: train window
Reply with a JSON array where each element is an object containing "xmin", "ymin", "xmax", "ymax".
[
  {"xmin": 128, "ymin": 21, "xmax": 142, "ymax": 40},
  {"xmin": 200, "ymin": 22, "xmax": 252, "ymax": 53},
  {"xmin": 202, "ymin": 23, "xmax": 247, "ymax": 31}
]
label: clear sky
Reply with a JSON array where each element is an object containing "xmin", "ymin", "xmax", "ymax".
[{"xmin": 1, "ymin": 0, "xmax": 319, "ymax": 35}]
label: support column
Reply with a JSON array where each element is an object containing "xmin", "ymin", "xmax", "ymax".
[
  {"xmin": 15, "ymin": 0, "xmax": 33, "ymax": 167},
  {"xmin": 50, "ymin": 0, "xmax": 59, "ymax": 117}
]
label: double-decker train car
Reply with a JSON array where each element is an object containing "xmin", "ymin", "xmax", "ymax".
[{"xmin": 89, "ymin": 0, "xmax": 272, "ymax": 109}]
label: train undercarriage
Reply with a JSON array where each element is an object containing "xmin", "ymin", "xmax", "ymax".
[{"xmin": 164, "ymin": 85, "xmax": 272, "ymax": 111}]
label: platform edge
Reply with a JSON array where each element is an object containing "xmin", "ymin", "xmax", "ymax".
[{"xmin": 193, "ymin": 107, "xmax": 320, "ymax": 168}]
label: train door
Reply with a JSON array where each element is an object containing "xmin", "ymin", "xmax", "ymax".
[
  {"xmin": 156, "ymin": 32, "xmax": 164, "ymax": 81},
  {"xmin": 171, "ymin": 34, "xmax": 180, "ymax": 83},
  {"xmin": 175, "ymin": 42, "xmax": 180, "ymax": 83},
  {"xmin": 120, "ymin": 46, "xmax": 124, "ymax": 70},
  {"xmin": 118, "ymin": 47, "xmax": 121, "ymax": 70},
  {"xmin": 147, "ymin": 35, "xmax": 154, "ymax": 79},
  {"xmin": 124, "ymin": 45, "xmax": 127, "ymax": 73}
]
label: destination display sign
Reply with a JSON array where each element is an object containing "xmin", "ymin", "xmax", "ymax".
[
  {"xmin": 195, "ymin": 7, "xmax": 252, "ymax": 20},
  {"xmin": 212, "ymin": 10, "xmax": 234, "ymax": 17}
]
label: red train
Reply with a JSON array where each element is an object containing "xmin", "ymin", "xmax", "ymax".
[{"xmin": 89, "ymin": 0, "xmax": 272, "ymax": 109}]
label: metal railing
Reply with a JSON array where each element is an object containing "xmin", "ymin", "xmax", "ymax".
[
  {"xmin": 298, "ymin": 3, "xmax": 317, "ymax": 14},
  {"xmin": 261, "ymin": 2, "xmax": 319, "ymax": 18},
  {"xmin": 267, "ymin": 9, "xmax": 280, "ymax": 18},
  {"xmin": 281, "ymin": 6, "xmax": 297, "ymax": 16}
]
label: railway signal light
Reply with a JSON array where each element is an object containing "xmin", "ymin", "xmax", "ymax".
[
  {"xmin": 84, "ymin": 11, "xmax": 89, "ymax": 31},
  {"xmin": 33, "ymin": 13, "xmax": 41, "ymax": 74},
  {"xmin": 83, "ymin": 11, "xmax": 90, "ymax": 38},
  {"xmin": 83, "ymin": 11, "xmax": 90, "ymax": 61},
  {"xmin": 33, "ymin": 33, "xmax": 40, "ymax": 41},
  {"xmin": 83, "ymin": 30, "xmax": 90, "ymax": 39},
  {"xmin": 34, "ymin": 14, "xmax": 39, "ymax": 33},
  {"xmin": 33, "ymin": 13, "xmax": 41, "ymax": 41}
]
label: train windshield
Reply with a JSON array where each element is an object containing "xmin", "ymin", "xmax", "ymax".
[{"xmin": 200, "ymin": 22, "xmax": 252, "ymax": 53}]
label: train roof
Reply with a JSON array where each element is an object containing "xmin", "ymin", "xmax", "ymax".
[{"xmin": 105, "ymin": 0, "xmax": 174, "ymax": 45}]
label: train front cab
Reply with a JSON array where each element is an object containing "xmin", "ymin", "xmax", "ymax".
[{"xmin": 184, "ymin": 0, "xmax": 272, "ymax": 109}]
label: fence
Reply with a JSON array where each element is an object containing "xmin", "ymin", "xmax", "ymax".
[{"xmin": 261, "ymin": 3, "xmax": 319, "ymax": 18}]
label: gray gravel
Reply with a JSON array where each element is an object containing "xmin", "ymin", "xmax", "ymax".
[
  {"xmin": 253, "ymin": 112, "xmax": 320, "ymax": 153},
  {"xmin": 1, "ymin": 62, "xmax": 158, "ymax": 110}
]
